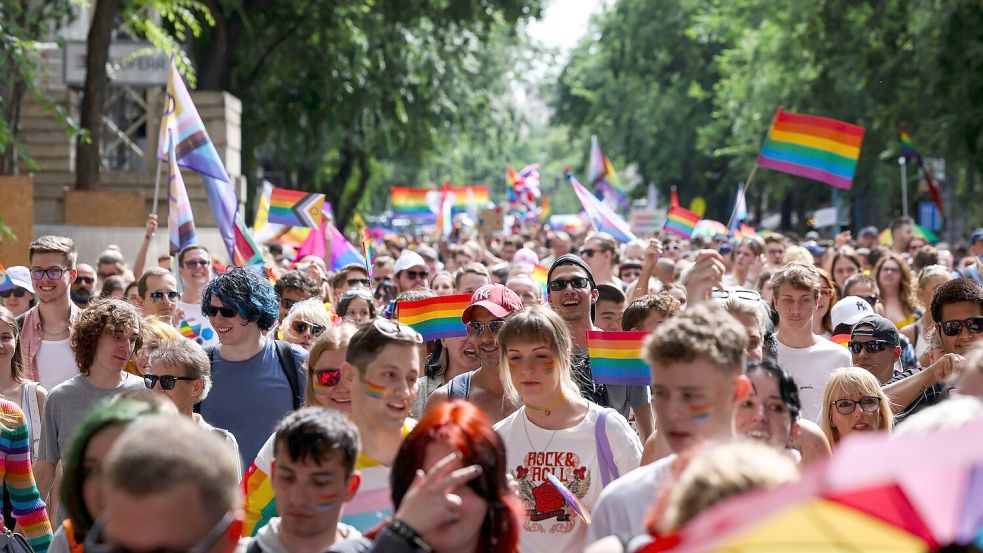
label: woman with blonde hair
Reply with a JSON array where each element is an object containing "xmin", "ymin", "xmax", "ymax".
[
  {"xmin": 492, "ymin": 305, "xmax": 642, "ymax": 553},
  {"xmin": 901, "ymin": 265, "xmax": 952, "ymax": 358},
  {"xmin": 126, "ymin": 316, "xmax": 181, "ymax": 375},
  {"xmin": 282, "ymin": 298, "xmax": 333, "ymax": 350},
  {"xmin": 820, "ymin": 367, "xmax": 893, "ymax": 448},
  {"xmin": 873, "ymin": 252, "xmax": 919, "ymax": 329}
]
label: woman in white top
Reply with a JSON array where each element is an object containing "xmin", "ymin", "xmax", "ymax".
[
  {"xmin": 0, "ymin": 306, "xmax": 46, "ymax": 460},
  {"xmin": 492, "ymin": 305, "xmax": 642, "ymax": 553}
]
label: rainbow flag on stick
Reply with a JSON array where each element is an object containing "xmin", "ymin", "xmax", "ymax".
[
  {"xmin": 587, "ymin": 330, "xmax": 651, "ymax": 386},
  {"xmin": 268, "ymin": 186, "xmax": 325, "ymax": 228},
  {"xmin": 396, "ymin": 294, "xmax": 471, "ymax": 341},
  {"xmin": 532, "ymin": 263, "xmax": 549, "ymax": 296},
  {"xmin": 756, "ymin": 107, "xmax": 865, "ymax": 190},
  {"xmin": 664, "ymin": 206, "xmax": 700, "ymax": 239},
  {"xmin": 390, "ymin": 186, "xmax": 489, "ymax": 222}
]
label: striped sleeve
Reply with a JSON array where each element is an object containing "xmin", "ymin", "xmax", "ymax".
[{"xmin": 0, "ymin": 402, "xmax": 53, "ymax": 552}]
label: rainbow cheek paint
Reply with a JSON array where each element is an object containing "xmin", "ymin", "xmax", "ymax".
[
  {"xmin": 689, "ymin": 404, "xmax": 712, "ymax": 421},
  {"xmin": 318, "ymin": 493, "xmax": 339, "ymax": 510},
  {"xmin": 363, "ymin": 380, "xmax": 387, "ymax": 399}
]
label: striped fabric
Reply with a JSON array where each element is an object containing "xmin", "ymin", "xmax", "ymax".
[{"xmin": 0, "ymin": 400, "xmax": 52, "ymax": 552}]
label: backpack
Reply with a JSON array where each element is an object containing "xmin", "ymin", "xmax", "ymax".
[{"xmin": 201, "ymin": 340, "xmax": 304, "ymax": 412}]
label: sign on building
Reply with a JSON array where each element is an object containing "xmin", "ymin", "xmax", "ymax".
[{"xmin": 63, "ymin": 41, "xmax": 169, "ymax": 86}]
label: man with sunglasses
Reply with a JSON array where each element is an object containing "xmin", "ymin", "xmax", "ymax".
[
  {"xmin": 424, "ymin": 284, "xmax": 523, "ymax": 424},
  {"xmin": 393, "ymin": 251, "xmax": 430, "ymax": 295},
  {"xmin": 70, "ymin": 263, "xmax": 98, "ymax": 309},
  {"xmin": 136, "ymin": 267, "xmax": 182, "ymax": 324},
  {"xmin": 581, "ymin": 232, "xmax": 622, "ymax": 289},
  {"xmin": 274, "ymin": 270, "xmax": 322, "ymax": 324},
  {"xmin": 20, "ymin": 236, "xmax": 82, "ymax": 388},
  {"xmin": 330, "ymin": 263, "xmax": 372, "ymax": 301},
  {"xmin": 199, "ymin": 267, "xmax": 308, "ymax": 466},
  {"xmin": 177, "ymin": 245, "xmax": 219, "ymax": 347},
  {"xmin": 849, "ymin": 315, "xmax": 902, "ymax": 384},
  {"xmin": 883, "ymin": 278, "xmax": 983, "ymax": 421}
]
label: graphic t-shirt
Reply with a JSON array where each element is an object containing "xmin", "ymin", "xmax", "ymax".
[
  {"xmin": 493, "ymin": 404, "xmax": 642, "ymax": 553},
  {"xmin": 176, "ymin": 301, "xmax": 218, "ymax": 347}
]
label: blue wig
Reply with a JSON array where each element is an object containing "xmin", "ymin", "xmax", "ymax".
[{"xmin": 202, "ymin": 266, "xmax": 279, "ymax": 331}]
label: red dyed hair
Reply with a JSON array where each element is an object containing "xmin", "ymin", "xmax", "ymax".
[{"xmin": 391, "ymin": 401, "xmax": 521, "ymax": 553}]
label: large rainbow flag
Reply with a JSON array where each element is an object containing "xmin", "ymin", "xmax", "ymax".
[
  {"xmin": 664, "ymin": 205, "xmax": 700, "ymax": 239},
  {"xmin": 390, "ymin": 185, "xmax": 489, "ymax": 222},
  {"xmin": 756, "ymin": 107, "xmax": 865, "ymax": 190},
  {"xmin": 587, "ymin": 330, "xmax": 651, "ymax": 386},
  {"xmin": 396, "ymin": 294, "xmax": 470, "ymax": 341}
]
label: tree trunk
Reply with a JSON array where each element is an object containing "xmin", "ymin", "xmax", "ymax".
[{"xmin": 75, "ymin": 0, "xmax": 119, "ymax": 191}]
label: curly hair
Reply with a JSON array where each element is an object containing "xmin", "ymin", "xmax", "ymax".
[
  {"xmin": 71, "ymin": 299, "xmax": 143, "ymax": 375},
  {"xmin": 275, "ymin": 270, "xmax": 320, "ymax": 300},
  {"xmin": 645, "ymin": 303, "xmax": 747, "ymax": 374},
  {"xmin": 622, "ymin": 292, "xmax": 681, "ymax": 331},
  {"xmin": 201, "ymin": 266, "xmax": 279, "ymax": 331}
]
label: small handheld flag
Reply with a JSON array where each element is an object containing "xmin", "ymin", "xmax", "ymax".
[
  {"xmin": 396, "ymin": 294, "xmax": 471, "ymax": 341},
  {"xmin": 664, "ymin": 206, "xmax": 700, "ymax": 239},
  {"xmin": 268, "ymin": 187, "xmax": 326, "ymax": 228},
  {"xmin": 587, "ymin": 331, "xmax": 651, "ymax": 386}
]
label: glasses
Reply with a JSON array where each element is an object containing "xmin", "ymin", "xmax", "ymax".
[
  {"xmin": 581, "ymin": 248, "xmax": 599, "ymax": 257},
  {"xmin": 203, "ymin": 304, "xmax": 238, "ymax": 318},
  {"xmin": 372, "ymin": 318, "xmax": 424, "ymax": 343},
  {"xmin": 831, "ymin": 396, "xmax": 880, "ymax": 415},
  {"xmin": 939, "ymin": 317, "xmax": 983, "ymax": 337},
  {"xmin": 314, "ymin": 368, "xmax": 341, "ymax": 387},
  {"xmin": 183, "ymin": 259, "xmax": 210, "ymax": 269},
  {"xmin": 711, "ymin": 288, "xmax": 761, "ymax": 301},
  {"xmin": 859, "ymin": 295, "xmax": 879, "ymax": 307},
  {"xmin": 347, "ymin": 278, "xmax": 371, "ymax": 288},
  {"xmin": 148, "ymin": 291, "xmax": 181, "ymax": 303},
  {"xmin": 291, "ymin": 321, "xmax": 326, "ymax": 336},
  {"xmin": 847, "ymin": 340, "xmax": 892, "ymax": 354},
  {"xmin": 466, "ymin": 320, "xmax": 506, "ymax": 337},
  {"xmin": 75, "ymin": 276, "xmax": 95, "ymax": 285},
  {"xmin": 143, "ymin": 374, "xmax": 197, "ymax": 391},
  {"xmin": 402, "ymin": 270, "xmax": 429, "ymax": 281},
  {"xmin": 84, "ymin": 511, "xmax": 235, "ymax": 553},
  {"xmin": 0, "ymin": 289, "xmax": 28, "ymax": 298},
  {"xmin": 548, "ymin": 277, "xmax": 590, "ymax": 292},
  {"xmin": 31, "ymin": 267, "xmax": 67, "ymax": 281}
]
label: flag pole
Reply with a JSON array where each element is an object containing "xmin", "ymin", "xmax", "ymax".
[
  {"xmin": 726, "ymin": 107, "xmax": 779, "ymax": 231},
  {"xmin": 151, "ymin": 58, "xmax": 175, "ymax": 217},
  {"xmin": 898, "ymin": 156, "xmax": 909, "ymax": 217}
]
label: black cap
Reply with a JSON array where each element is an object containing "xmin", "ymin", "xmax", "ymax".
[
  {"xmin": 851, "ymin": 315, "xmax": 900, "ymax": 346},
  {"xmin": 547, "ymin": 254, "xmax": 596, "ymax": 292}
]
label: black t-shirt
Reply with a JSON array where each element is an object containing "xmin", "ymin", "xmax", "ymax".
[{"xmin": 571, "ymin": 349, "xmax": 609, "ymax": 407}]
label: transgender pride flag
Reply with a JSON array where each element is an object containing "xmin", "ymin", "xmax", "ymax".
[
  {"xmin": 568, "ymin": 173, "xmax": 637, "ymax": 243},
  {"xmin": 167, "ymin": 135, "xmax": 197, "ymax": 256}
]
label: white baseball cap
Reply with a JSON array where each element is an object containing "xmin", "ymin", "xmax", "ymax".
[
  {"xmin": 0, "ymin": 266, "xmax": 35, "ymax": 294},
  {"xmin": 393, "ymin": 251, "xmax": 427, "ymax": 274},
  {"xmin": 831, "ymin": 296, "xmax": 875, "ymax": 330}
]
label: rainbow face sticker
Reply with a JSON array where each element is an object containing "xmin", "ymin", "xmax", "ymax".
[
  {"xmin": 689, "ymin": 404, "xmax": 712, "ymax": 421},
  {"xmin": 318, "ymin": 493, "xmax": 339, "ymax": 510},
  {"xmin": 362, "ymin": 379, "xmax": 387, "ymax": 399}
]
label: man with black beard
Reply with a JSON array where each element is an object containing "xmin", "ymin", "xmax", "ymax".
[{"xmin": 71, "ymin": 263, "xmax": 97, "ymax": 308}]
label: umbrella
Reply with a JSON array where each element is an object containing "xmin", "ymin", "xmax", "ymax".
[
  {"xmin": 644, "ymin": 417, "xmax": 983, "ymax": 552},
  {"xmin": 879, "ymin": 225, "xmax": 940, "ymax": 246},
  {"xmin": 692, "ymin": 219, "xmax": 730, "ymax": 240}
]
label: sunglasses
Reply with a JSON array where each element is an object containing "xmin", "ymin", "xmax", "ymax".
[
  {"xmin": 143, "ymin": 374, "xmax": 196, "ymax": 391},
  {"xmin": 203, "ymin": 304, "xmax": 238, "ymax": 318},
  {"xmin": 466, "ymin": 320, "xmax": 506, "ymax": 338},
  {"xmin": 281, "ymin": 298, "xmax": 298, "ymax": 311},
  {"xmin": 183, "ymin": 259, "xmax": 210, "ymax": 269},
  {"xmin": 314, "ymin": 368, "xmax": 341, "ymax": 387},
  {"xmin": 148, "ymin": 290, "xmax": 181, "ymax": 303},
  {"xmin": 75, "ymin": 276, "xmax": 95, "ymax": 285},
  {"xmin": 548, "ymin": 277, "xmax": 590, "ymax": 292},
  {"xmin": 939, "ymin": 317, "xmax": 983, "ymax": 337},
  {"xmin": 372, "ymin": 318, "xmax": 424, "ymax": 343},
  {"xmin": 402, "ymin": 270, "xmax": 429, "ymax": 281},
  {"xmin": 0, "ymin": 289, "xmax": 28, "ymax": 298},
  {"xmin": 347, "ymin": 278, "xmax": 371, "ymax": 288},
  {"xmin": 831, "ymin": 396, "xmax": 880, "ymax": 415},
  {"xmin": 291, "ymin": 321, "xmax": 326, "ymax": 336},
  {"xmin": 859, "ymin": 295, "xmax": 879, "ymax": 307},
  {"xmin": 31, "ymin": 267, "xmax": 67, "ymax": 280},
  {"xmin": 847, "ymin": 340, "xmax": 892, "ymax": 354}
]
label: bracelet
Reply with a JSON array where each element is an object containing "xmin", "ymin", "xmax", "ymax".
[{"xmin": 386, "ymin": 519, "xmax": 433, "ymax": 552}]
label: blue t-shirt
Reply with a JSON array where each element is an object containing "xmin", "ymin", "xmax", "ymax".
[{"xmin": 200, "ymin": 339, "xmax": 307, "ymax": 466}]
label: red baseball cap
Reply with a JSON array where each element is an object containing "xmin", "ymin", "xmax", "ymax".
[{"xmin": 462, "ymin": 284, "xmax": 523, "ymax": 323}]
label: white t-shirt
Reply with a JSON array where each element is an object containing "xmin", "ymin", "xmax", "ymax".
[
  {"xmin": 176, "ymin": 301, "xmax": 219, "ymax": 347},
  {"xmin": 777, "ymin": 336, "xmax": 853, "ymax": 422},
  {"xmin": 587, "ymin": 454, "xmax": 676, "ymax": 544},
  {"xmin": 36, "ymin": 338, "xmax": 79, "ymax": 391},
  {"xmin": 493, "ymin": 404, "xmax": 642, "ymax": 553}
]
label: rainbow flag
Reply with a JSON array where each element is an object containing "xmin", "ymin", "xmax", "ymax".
[
  {"xmin": 830, "ymin": 333, "xmax": 851, "ymax": 348},
  {"xmin": 899, "ymin": 127, "xmax": 945, "ymax": 217},
  {"xmin": 734, "ymin": 223, "xmax": 757, "ymax": 239},
  {"xmin": 756, "ymin": 108, "xmax": 865, "ymax": 190},
  {"xmin": 899, "ymin": 126, "xmax": 919, "ymax": 160},
  {"xmin": 396, "ymin": 294, "xmax": 470, "ymax": 341},
  {"xmin": 361, "ymin": 228, "xmax": 374, "ymax": 274},
  {"xmin": 567, "ymin": 173, "xmax": 637, "ymax": 243},
  {"xmin": 391, "ymin": 185, "xmax": 489, "ymax": 222},
  {"xmin": 532, "ymin": 263, "xmax": 549, "ymax": 295},
  {"xmin": 692, "ymin": 219, "xmax": 730, "ymax": 240},
  {"xmin": 664, "ymin": 205, "xmax": 700, "ymax": 239},
  {"xmin": 268, "ymin": 186, "xmax": 325, "ymax": 228},
  {"xmin": 587, "ymin": 330, "xmax": 651, "ymax": 386}
]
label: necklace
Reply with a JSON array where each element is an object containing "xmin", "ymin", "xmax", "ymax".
[
  {"xmin": 522, "ymin": 408, "xmax": 560, "ymax": 454},
  {"xmin": 525, "ymin": 390, "xmax": 565, "ymax": 416}
]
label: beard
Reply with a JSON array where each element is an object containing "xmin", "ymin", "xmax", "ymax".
[{"xmin": 71, "ymin": 287, "xmax": 94, "ymax": 306}]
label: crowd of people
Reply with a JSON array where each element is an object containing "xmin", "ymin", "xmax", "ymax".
[{"xmin": 0, "ymin": 213, "xmax": 980, "ymax": 552}]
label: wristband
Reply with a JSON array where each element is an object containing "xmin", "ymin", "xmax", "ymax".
[{"xmin": 386, "ymin": 519, "xmax": 433, "ymax": 552}]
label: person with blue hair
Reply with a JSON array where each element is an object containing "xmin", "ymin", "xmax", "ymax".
[{"xmin": 198, "ymin": 267, "xmax": 308, "ymax": 465}]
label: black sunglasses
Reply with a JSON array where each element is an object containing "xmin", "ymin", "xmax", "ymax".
[
  {"xmin": 939, "ymin": 317, "xmax": 983, "ymax": 337},
  {"xmin": 75, "ymin": 276, "xmax": 95, "ymax": 285},
  {"xmin": 291, "ymin": 321, "xmax": 326, "ymax": 336},
  {"xmin": 832, "ymin": 396, "xmax": 880, "ymax": 415},
  {"xmin": 183, "ymin": 259, "xmax": 210, "ymax": 269},
  {"xmin": 402, "ymin": 270, "xmax": 429, "ymax": 280},
  {"xmin": 465, "ymin": 320, "xmax": 506, "ymax": 338},
  {"xmin": 847, "ymin": 340, "xmax": 892, "ymax": 354},
  {"xmin": 347, "ymin": 278, "xmax": 372, "ymax": 288},
  {"xmin": 548, "ymin": 277, "xmax": 590, "ymax": 292},
  {"xmin": 31, "ymin": 267, "xmax": 66, "ymax": 280},
  {"xmin": 0, "ymin": 289, "xmax": 28, "ymax": 298},
  {"xmin": 203, "ymin": 304, "xmax": 237, "ymax": 318},
  {"xmin": 148, "ymin": 290, "xmax": 181, "ymax": 303},
  {"xmin": 144, "ymin": 374, "xmax": 196, "ymax": 391},
  {"xmin": 314, "ymin": 368, "xmax": 341, "ymax": 387}
]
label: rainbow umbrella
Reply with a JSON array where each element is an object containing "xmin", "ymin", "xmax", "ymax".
[
  {"xmin": 879, "ymin": 225, "xmax": 940, "ymax": 245},
  {"xmin": 691, "ymin": 219, "xmax": 730, "ymax": 240},
  {"xmin": 644, "ymin": 417, "xmax": 983, "ymax": 552}
]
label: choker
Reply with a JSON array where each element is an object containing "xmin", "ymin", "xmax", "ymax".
[{"xmin": 525, "ymin": 391, "xmax": 565, "ymax": 416}]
